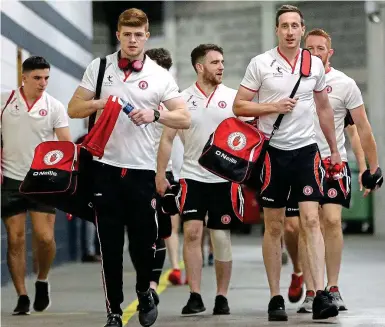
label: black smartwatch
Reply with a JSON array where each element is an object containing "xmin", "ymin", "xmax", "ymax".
[{"xmin": 153, "ymin": 109, "xmax": 160, "ymax": 122}]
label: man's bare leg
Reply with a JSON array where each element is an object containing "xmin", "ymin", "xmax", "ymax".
[
  {"xmin": 166, "ymin": 214, "xmax": 183, "ymax": 285},
  {"xmin": 4, "ymin": 213, "xmax": 28, "ymax": 296},
  {"xmin": 263, "ymin": 207, "xmax": 286, "ymax": 297},
  {"xmin": 284, "ymin": 217, "xmax": 302, "ymax": 273},
  {"xmin": 30, "ymin": 212, "xmax": 56, "ymax": 280},
  {"xmin": 30, "ymin": 211, "xmax": 56, "ymax": 312},
  {"xmin": 183, "ymin": 220, "xmax": 204, "ymax": 294}
]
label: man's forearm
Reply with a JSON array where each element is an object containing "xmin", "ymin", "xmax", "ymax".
[
  {"xmin": 158, "ymin": 109, "xmax": 190, "ymax": 130},
  {"xmin": 68, "ymin": 98, "xmax": 98, "ymax": 119},
  {"xmin": 233, "ymin": 100, "xmax": 277, "ymax": 117},
  {"xmin": 156, "ymin": 138, "xmax": 173, "ymax": 176},
  {"xmin": 357, "ymin": 125, "xmax": 379, "ymax": 172},
  {"xmin": 348, "ymin": 128, "xmax": 367, "ymax": 172},
  {"xmin": 318, "ymin": 107, "xmax": 338, "ymax": 152}
]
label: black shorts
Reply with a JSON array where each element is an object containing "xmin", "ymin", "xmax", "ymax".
[
  {"xmin": 259, "ymin": 143, "xmax": 324, "ymax": 208},
  {"xmin": 320, "ymin": 162, "xmax": 351, "ymax": 208},
  {"xmin": 285, "ymin": 161, "xmax": 351, "ymax": 217},
  {"xmin": 179, "ymin": 179, "xmax": 241, "ymax": 230},
  {"xmin": 1, "ymin": 176, "xmax": 56, "ymax": 219}
]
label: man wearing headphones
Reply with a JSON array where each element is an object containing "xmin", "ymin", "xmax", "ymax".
[{"xmin": 68, "ymin": 8, "xmax": 190, "ymax": 327}]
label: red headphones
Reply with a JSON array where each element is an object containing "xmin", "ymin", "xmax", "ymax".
[{"xmin": 117, "ymin": 51, "xmax": 144, "ymax": 72}]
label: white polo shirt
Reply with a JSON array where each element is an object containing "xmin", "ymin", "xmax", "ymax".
[
  {"xmin": 240, "ymin": 47, "xmax": 326, "ymax": 151},
  {"xmin": 1, "ymin": 88, "xmax": 69, "ymax": 181},
  {"xmin": 80, "ymin": 52, "xmax": 181, "ymax": 170},
  {"xmin": 154, "ymin": 103, "xmax": 184, "ymax": 179},
  {"xmin": 314, "ymin": 68, "xmax": 363, "ymax": 161},
  {"xmin": 179, "ymin": 83, "xmax": 237, "ymax": 183}
]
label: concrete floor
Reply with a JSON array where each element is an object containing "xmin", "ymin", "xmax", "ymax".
[{"xmin": 1, "ymin": 233, "xmax": 385, "ymax": 327}]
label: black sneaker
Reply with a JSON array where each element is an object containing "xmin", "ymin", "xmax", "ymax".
[
  {"xmin": 213, "ymin": 295, "xmax": 230, "ymax": 315},
  {"xmin": 104, "ymin": 314, "xmax": 122, "ymax": 327},
  {"xmin": 181, "ymin": 292, "xmax": 206, "ymax": 316},
  {"xmin": 137, "ymin": 289, "xmax": 158, "ymax": 327},
  {"xmin": 12, "ymin": 295, "xmax": 31, "ymax": 315},
  {"xmin": 33, "ymin": 281, "xmax": 51, "ymax": 312},
  {"xmin": 137, "ymin": 289, "xmax": 159, "ymax": 311},
  {"xmin": 268, "ymin": 295, "xmax": 288, "ymax": 321},
  {"xmin": 312, "ymin": 290, "xmax": 339, "ymax": 320}
]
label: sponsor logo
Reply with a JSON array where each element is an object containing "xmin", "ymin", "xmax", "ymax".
[
  {"xmin": 326, "ymin": 85, "xmax": 332, "ymax": 93},
  {"xmin": 43, "ymin": 150, "xmax": 64, "ymax": 166},
  {"xmin": 39, "ymin": 109, "xmax": 48, "ymax": 116},
  {"xmin": 262, "ymin": 196, "xmax": 274, "ymax": 202},
  {"xmin": 303, "ymin": 186, "xmax": 313, "ymax": 196},
  {"xmin": 287, "ymin": 207, "xmax": 299, "ymax": 211},
  {"xmin": 273, "ymin": 66, "xmax": 283, "ymax": 77},
  {"xmin": 139, "ymin": 80, "xmax": 148, "ymax": 89},
  {"xmin": 227, "ymin": 132, "xmax": 247, "ymax": 151},
  {"xmin": 328, "ymin": 188, "xmax": 337, "ymax": 198},
  {"xmin": 218, "ymin": 101, "xmax": 227, "ymax": 109},
  {"xmin": 104, "ymin": 75, "xmax": 114, "ymax": 86},
  {"xmin": 221, "ymin": 215, "xmax": 231, "ymax": 224},
  {"xmin": 215, "ymin": 150, "xmax": 237, "ymax": 164},
  {"xmin": 183, "ymin": 209, "xmax": 197, "ymax": 214},
  {"xmin": 33, "ymin": 171, "xmax": 57, "ymax": 177}
]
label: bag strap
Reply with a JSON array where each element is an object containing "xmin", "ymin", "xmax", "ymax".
[
  {"xmin": 1, "ymin": 90, "xmax": 16, "ymax": 148},
  {"xmin": 269, "ymin": 49, "xmax": 312, "ymax": 140},
  {"xmin": 88, "ymin": 57, "xmax": 106, "ymax": 132}
]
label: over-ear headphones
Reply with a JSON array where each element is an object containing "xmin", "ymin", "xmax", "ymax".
[{"xmin": 117, "ymin": 50, "xmax": 144, "ymax": 72}]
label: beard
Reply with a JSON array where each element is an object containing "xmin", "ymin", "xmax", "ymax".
[{"xmin": 202, "ymin": 70, "xmax": 222, "ymax": 86}]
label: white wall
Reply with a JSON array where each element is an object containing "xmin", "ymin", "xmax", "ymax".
[{"xmin": 1, "ymin": 0, "xmax": 93, "ymax": 140}]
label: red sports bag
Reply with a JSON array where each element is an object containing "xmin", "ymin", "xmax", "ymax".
[
  {"xmin": 199, "ymin": 48, "xmax": 312, "ymax": 190},
  {"xmin": 231, "ymin": 183, "xmax": 261, "ymax": 224}
]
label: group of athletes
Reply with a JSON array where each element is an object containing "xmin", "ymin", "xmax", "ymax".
[{"xmin": 1, "ymin": 4, "xmax": 383, "ymax": 327}]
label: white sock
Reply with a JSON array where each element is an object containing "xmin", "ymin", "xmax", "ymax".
[
  {"xmin": 294, "ymin": 272, "xmax": 303, "ymax": 277},
  {"xmin": 37, "ymin": 279, "xmax": 48, "ymax": 283}
]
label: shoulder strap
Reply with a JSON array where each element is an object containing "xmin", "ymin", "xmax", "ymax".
[
  {"xmin": 88, "ymin": 58, "xmax": 106, "ymax": 132},
  {"xmin": 269, "ymin": 49, "xmax": 312, "ymax": 140},
  {"xmin": 1, "ymin": 90, "xmax": 16, "ymax": 148}
]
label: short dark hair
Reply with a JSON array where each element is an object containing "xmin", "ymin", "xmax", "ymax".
[
  {"xmin": 145, "ymin": 48, "xmax": 173, "ymax": 70},
  {"xmin": 275, "ymin": 5, "xmax": 304, "ymax": 27},
  {"xmin": 22, "ymin": 56, "xmax": 50, "ymax": 73},
  {"xmin": 191, "ymin": 44, "xmax": 223, "ymax": 72}
]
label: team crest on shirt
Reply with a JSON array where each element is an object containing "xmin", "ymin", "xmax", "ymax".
[
  {"xmin": 218, "ymin": 101, "xmax": 227, "ymax": 109},
  {"xmin": 139, "ymin": 80, "xmax": 148, "ymax": 90},
  {"xmin": 43, "ymin": 150, "xmax": 64, "ymax": 166},
  {"xmin": 221, "ymin": 215, "xmax": 231, "ymax": 224},
  {"xmin": 326, "ymin": 85, "xmax": 332, "ymax": 93},
  {"xmin": 227, "ymin": 132, "xmax": 247, "ymax": 151},
  {"xmin": 303, "ymin": 186, "xmax": 313, "ymax": 196},
  {"xmin": 328, "ymin": 188, "xmax": 337, "ymax": 198},
  {"xmin": 39, "ymin": 109, "xmax": 48, "ymax": 116}
]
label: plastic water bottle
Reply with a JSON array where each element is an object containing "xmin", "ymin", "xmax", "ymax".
[{"xmin": 120, "ymin": 98, "xmax": 146, "ymax": 129}]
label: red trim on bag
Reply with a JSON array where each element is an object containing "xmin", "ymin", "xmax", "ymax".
[
  {"xmin": 121, "ymin": 168, "xmax": 127, "ymax": 178},
  {"xmin": 261, "ymin": 152, "xmax": 271, "ymax": 193}
]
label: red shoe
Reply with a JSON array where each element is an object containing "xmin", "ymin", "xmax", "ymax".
[
  {"xmin": 168, "ymin": 269, "xmax": 182, "ymax": 285},
  {"xmin": 288, "ymin": 273, "xmax": 304, "ymax": 303}
]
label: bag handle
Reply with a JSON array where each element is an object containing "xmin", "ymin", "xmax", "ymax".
[
  {"xmin": 270, "ymin": 48, "xmax": 312, "ymax": 139},
  {"xmin": 88, "ymin": 57, "xmax": 107, "ymax": 132},
  {"xmin": 1, "ymin": 90, "xmax": 16, "ymax": 147}
]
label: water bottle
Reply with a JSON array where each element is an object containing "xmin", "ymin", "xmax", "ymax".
[{"xmin": 120, "ymin": 98, "xmax": 146, "ymax": 129}]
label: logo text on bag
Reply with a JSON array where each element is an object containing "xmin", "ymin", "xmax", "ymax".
[
  {"xmin": 215, "ymin": 150, "xmax": 237, "ymax": 164},
  {"xmin": 227, "ymin": 132, "xmax": 246, "ymax": 151},
  {"xmin": 33, "ymin": 171, "xmax": 58, "ymax": 177},
  {"xmin": 43, "ymin": 150, "xmax": 64, "ymax": 166}
]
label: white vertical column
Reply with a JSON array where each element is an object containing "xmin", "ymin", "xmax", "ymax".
[
  {"xmin": 366, "ymin": 3, "xmax": 385, "ymax": 236},
  {"xmin": 163, "ymin": 1, "xmax": 177, "ymax": 77},
  {"xmin": 260, "ymin": 1, "xmax": 277, "ymax": 52}
]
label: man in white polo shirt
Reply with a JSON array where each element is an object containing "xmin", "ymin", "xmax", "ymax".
[
  {"xmin": 284, "ymin": 28, "xmax": 382, "ymax": 314},
  {"xmin": 1, "ymin": 56, "xmax": 71, "ymax": 315},
  {"xmin": 233, "ymin": 5, "xmax": 342, "ymax": 322},
  {"xmin": 156, "ymin": 44, "xmax": 240, "ymax": 316},
  {"xmin": 68, "ymin": 8, "xmax": 190, "ymax": 327}
]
